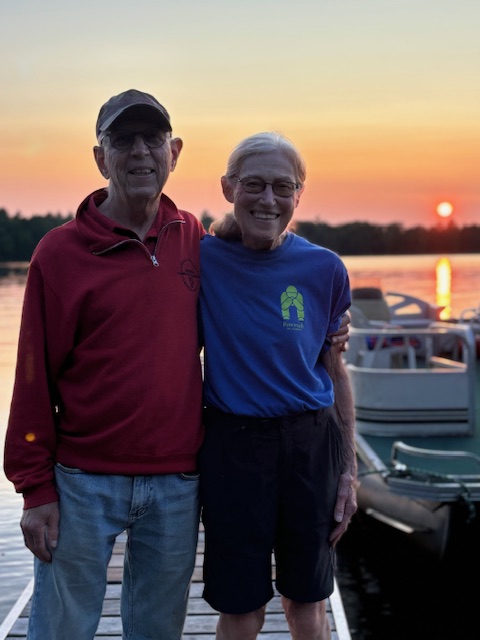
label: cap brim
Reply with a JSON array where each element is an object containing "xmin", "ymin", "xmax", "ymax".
[{"xmin": 99, "ymin": 104, "xmax": 172, "ymax": 135}]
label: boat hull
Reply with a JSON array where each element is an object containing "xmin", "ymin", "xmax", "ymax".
[
  {"xmin": 356, "ymin": 462, "xmax": 451, "ymax": 558},
  {"xmin": 355, "ymin": 443, "xmax": 480, "ymax": 559}
]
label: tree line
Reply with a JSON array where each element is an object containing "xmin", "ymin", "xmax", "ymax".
[
  {"xmin": 1, "ymin": 208, "xmax": 480, "ymax": 262},
  {"xmin": 0, "ymin": 209, "xmax": 74, "ymax": 262},
  {"xmin": 200, "ymin": 213, "xmax": 480, "ymax": 255}
]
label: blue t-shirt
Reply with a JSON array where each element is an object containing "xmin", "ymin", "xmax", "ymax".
[{"xmin": 199, "ymin": 232, "xmax": 351, "ymax": 417}]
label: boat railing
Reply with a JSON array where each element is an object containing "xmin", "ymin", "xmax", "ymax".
[
  {"xmin": 386, "ymin": 440, "xmax": 480, "ymax": 504},
  {"xmin": 391, "ymin": 441, "xmax": 480, "ymax": 467}
]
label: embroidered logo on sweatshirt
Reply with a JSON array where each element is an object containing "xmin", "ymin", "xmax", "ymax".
[
  {"xmin": 178, "ymin": 260, "xmax": 200, "ymax": 291},
  {"xmin": 281, "ymin": 285, "xmax": 304, "ymax": 331}
]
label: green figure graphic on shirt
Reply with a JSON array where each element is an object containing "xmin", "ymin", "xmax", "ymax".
[{"xmin": 281, "ymin": 285, "xmax": 304, "ymax": 321}]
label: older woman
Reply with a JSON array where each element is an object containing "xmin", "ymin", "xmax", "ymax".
[{"xmin": 198, "ymin": 132, "xmax": 356, "ymax": 640}]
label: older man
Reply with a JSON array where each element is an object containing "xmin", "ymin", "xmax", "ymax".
[{"xmin": 4, "ymin": 89, "xmax": 205, "ymax": 640}]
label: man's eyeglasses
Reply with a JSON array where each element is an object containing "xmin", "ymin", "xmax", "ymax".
[
  {"xmin": 238, "ymin": 178, "xmax": 298, "ymax": 197},
  {"xmin": 103, "ymin": 129, "xmax": 168, "ymax": 151}
]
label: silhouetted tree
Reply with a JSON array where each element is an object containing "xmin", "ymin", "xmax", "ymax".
[{"xmin": 0, "ymin": 210, "xmax": 73, "ymax": 261}]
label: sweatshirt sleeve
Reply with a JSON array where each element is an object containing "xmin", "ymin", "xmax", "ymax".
[{"xmin": 3, "ymin": 263, "xmax": 60, "ymax": 509}]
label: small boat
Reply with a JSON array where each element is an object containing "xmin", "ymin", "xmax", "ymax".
[{"xmin": 344, "ymin": 318, "xmax": 480, "ymax": 559}]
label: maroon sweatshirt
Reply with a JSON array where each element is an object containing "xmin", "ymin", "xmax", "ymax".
[{"xmin": 4, "ymin": 189, "xmax": 205, "ymax": 509}]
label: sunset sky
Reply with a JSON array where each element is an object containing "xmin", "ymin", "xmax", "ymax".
[{"xmin": 1, "ymin": 0, "xmax": 480, "ymax": 228}]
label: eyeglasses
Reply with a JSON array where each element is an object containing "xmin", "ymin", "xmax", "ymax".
[
  {"xmin": 238, "ymin": 177, "xmax": 298, "ymax": 197},
  {"xmin": 103, "ymin": 129, "xmax": 168, "ymax": 151}
]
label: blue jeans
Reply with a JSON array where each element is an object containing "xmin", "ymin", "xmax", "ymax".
[{"xmin": 27, "ymin": 464, "xmax": 200, "ymax": 640}]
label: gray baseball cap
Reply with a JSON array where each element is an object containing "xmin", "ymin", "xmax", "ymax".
[{"xmin": 96, "ymin": 89, "xmax": 172, "ymax": 141}]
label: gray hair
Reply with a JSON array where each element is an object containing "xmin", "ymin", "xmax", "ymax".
[{"xmin": 225, "ymin": 131, "xmax": 306, "ymax": 186}]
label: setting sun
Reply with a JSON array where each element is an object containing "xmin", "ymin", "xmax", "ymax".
[{"xmin": 436, "ymin": 201, "xmax": 454, "ymax": 218}]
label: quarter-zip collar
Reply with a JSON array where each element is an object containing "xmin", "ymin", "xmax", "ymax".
[{"xmin": 75, "ymin": 188, "xmax": 186, "ymax": 255}]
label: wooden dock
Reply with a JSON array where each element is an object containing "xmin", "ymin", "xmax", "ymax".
[{"xmin": 0, "ymin": 528, "xmax": 351, "ymax": 639}]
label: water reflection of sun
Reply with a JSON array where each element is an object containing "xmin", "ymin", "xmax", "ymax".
[
  {"xmin": 436, "ymin": 201, "xmax": 453, "ymax": 218},
  {"xmin": 436, "ymin": 257, "xmax": 451, "ymax": 319}
]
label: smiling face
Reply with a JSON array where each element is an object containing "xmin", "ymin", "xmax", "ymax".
[
  {"xmin": 94, "ymin": 115, "xmax": 181, "ymax": 212},
  {"xmin": 222, "ymin": 151, "xmax": 302, "ymax": 251}
]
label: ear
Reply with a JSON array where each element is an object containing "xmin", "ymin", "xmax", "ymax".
[
  {"xmin": 221, "ymin": 175, "xmax": 235, "ymax": 203},
  {"xmin": 294, "ymin": 184, "xmax": 304, "ymax": 209},
  {"xmin": 93, "ymin": 145, "xmax": 109, "ymax": 180},
  {"xmin": 169, "ymin": 137, "xmax": 183, "ymax": 171}
]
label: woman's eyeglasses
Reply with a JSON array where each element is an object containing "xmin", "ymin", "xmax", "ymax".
[{"xmin": 238, "ymin": 178, "xmax": 298, "ymax": 197}]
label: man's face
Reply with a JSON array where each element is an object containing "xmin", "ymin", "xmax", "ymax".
[{"xmin": 94, "ymin": 116, "xmax": 180, "ymax": 206}]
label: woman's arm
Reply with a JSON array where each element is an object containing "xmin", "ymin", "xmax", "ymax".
[{"xmin": 322, "ymin": 346, "xmax": 358, "ymax": 546}]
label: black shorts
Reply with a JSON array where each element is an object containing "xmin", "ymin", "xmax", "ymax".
[{"xmin": 198, "ymin": 406, "xmax": 343, "ymax": 614}]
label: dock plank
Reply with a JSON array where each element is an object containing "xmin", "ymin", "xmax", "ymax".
[{"xmin": 0, "ymin": 529, "xmax": 350, "ymax": 640}]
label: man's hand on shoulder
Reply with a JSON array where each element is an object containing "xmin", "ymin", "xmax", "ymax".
[{"xmin": 328, "ymin": 311, "xmax": 350, "ymax": 353}]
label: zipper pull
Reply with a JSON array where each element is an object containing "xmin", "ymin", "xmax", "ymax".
[{"xmin": 151, "ymin": 255, "xmax": 159, "ymax": 267}]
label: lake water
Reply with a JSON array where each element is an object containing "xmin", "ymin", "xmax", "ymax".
[
  {"xmin": 1, "ymin": 254, "xmax": 480, "ymax": 634},
  {"xmin": 0, "ymin": 263, "xmax": 35, "ymax": 624}
]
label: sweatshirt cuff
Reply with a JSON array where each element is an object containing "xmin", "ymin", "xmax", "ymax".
[{"xmin": 23, "ymin": 484, "xmax": 59, "ymax": 510}]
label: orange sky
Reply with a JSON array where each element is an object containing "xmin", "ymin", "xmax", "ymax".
[{"xmin": 1, "ymin": 1, "xmax": 480, "ymax": 228}]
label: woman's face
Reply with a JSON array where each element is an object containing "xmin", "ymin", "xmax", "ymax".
[{"xmin": 222, "ymin": 151, "xmax": 302, "ymax": 250}]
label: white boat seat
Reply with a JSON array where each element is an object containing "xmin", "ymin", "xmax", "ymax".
[
  {"xmin": 348, "ymin": 305, "xmax": 416, "ymax": 369},
  {"xmin": 351, "ymin": 286, "xmax": 444, "ymax": 328},
  {"xmin": 351, "ymin": 287, "xmax": 391, "ymax": 322}
]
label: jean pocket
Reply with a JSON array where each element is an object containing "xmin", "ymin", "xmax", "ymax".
[
  {"xmin": 55, "ymin": 462, "xmax": 85, "ymax": 474},
  {"xmin": 179, "ymin": 471, "xmax": 200, "ymax": 481}
]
